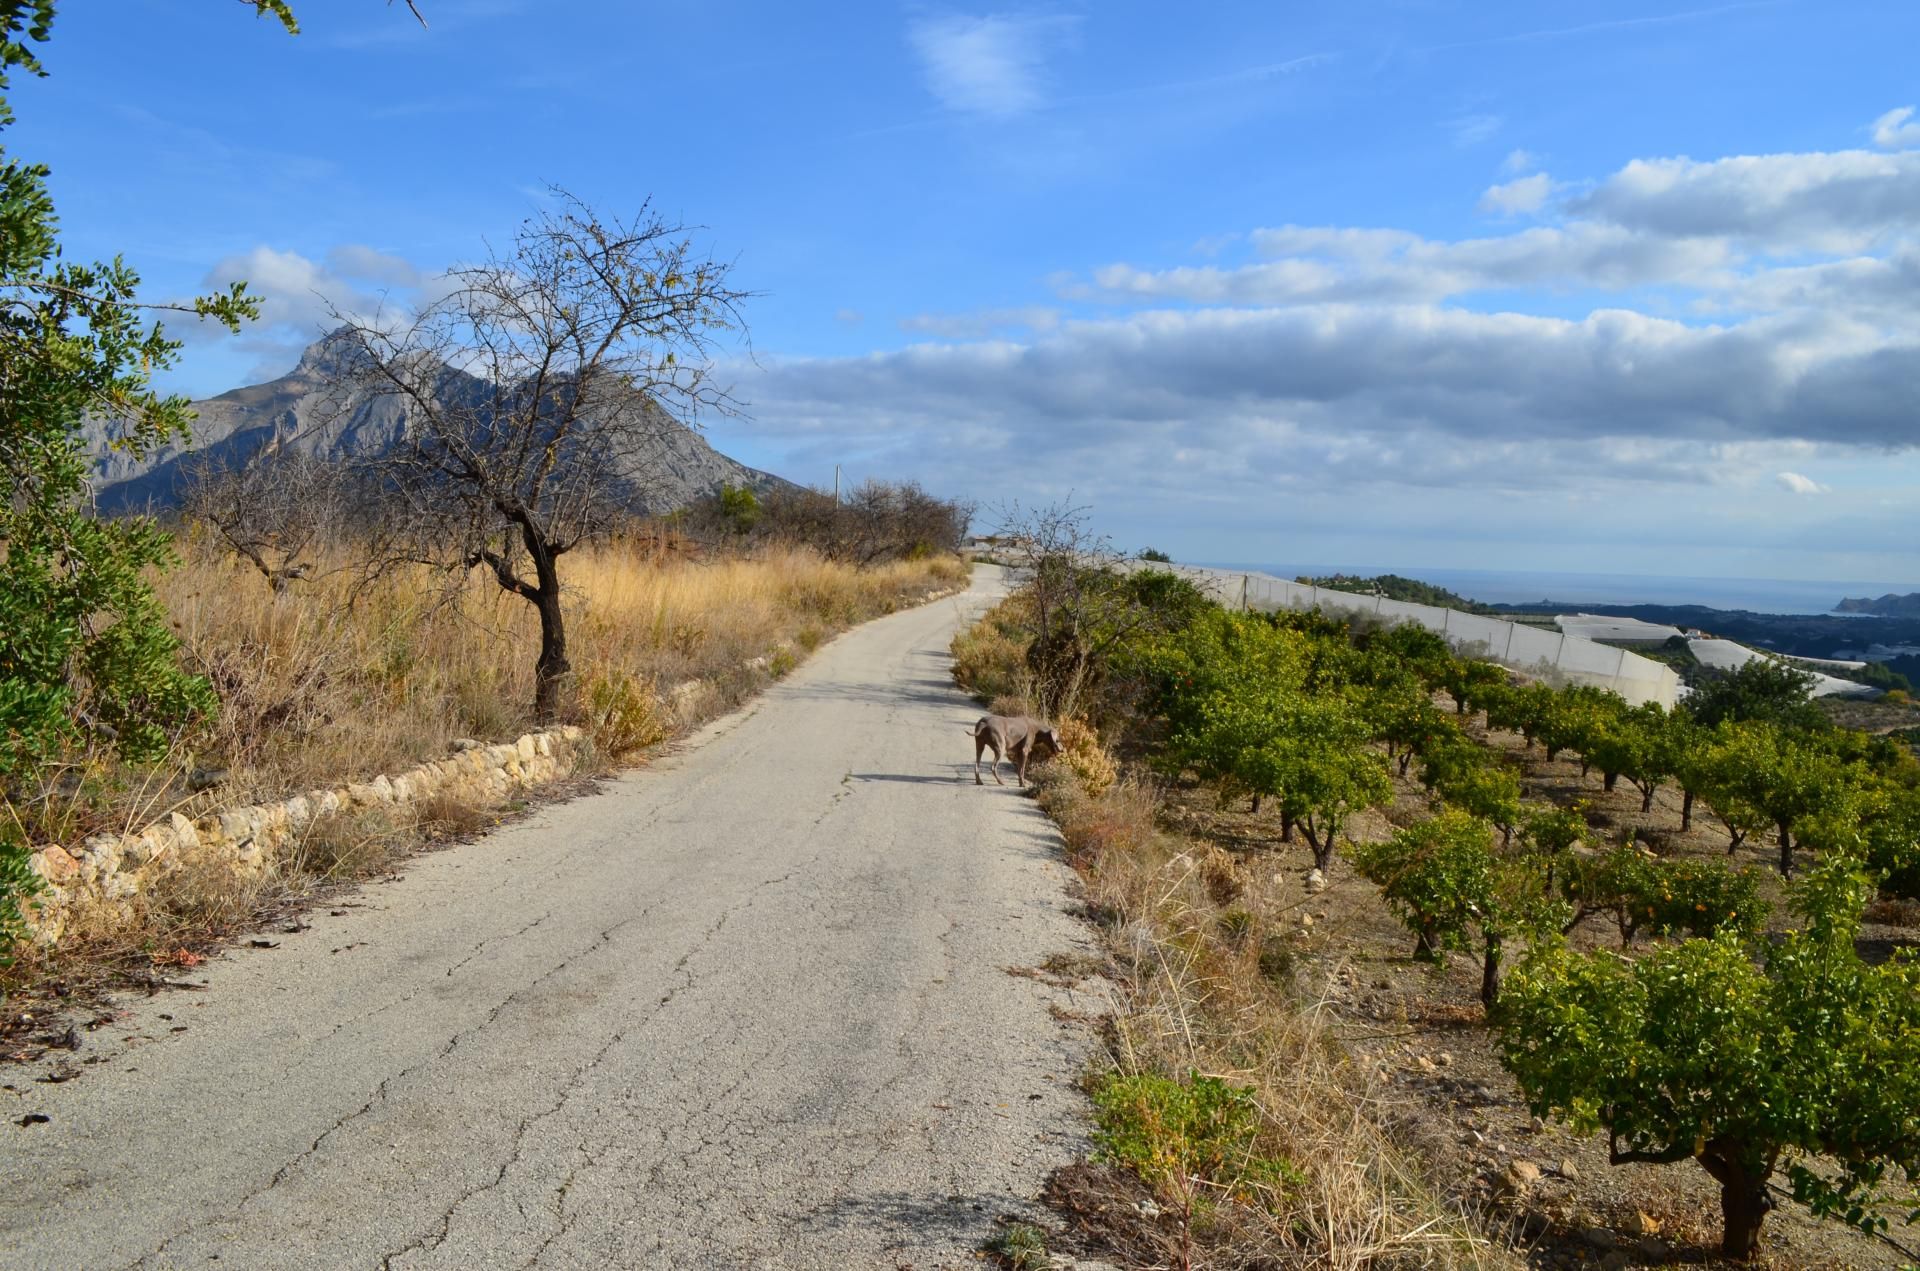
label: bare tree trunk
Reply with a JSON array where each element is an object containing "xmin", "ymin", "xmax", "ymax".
[
  {"xmin": 1777, "ymin": 822, "xmax": 1794, "ymax": 877},
  {"xmin": 1682, "ymin": 788, "xmax": 1695, "ymax": 831},
  {"xmin": 527, "ymin": 530, "xmax": 571, "ymax": 724},
  {"xmin": 1480, "ymin": 936, "xmax": 1502, "ymax": 1011}
]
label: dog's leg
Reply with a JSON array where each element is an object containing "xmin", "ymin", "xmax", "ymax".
[
  {"xmin": 973, "ymin": 732, "xmax": 986, "ymax": 785},
  {"xmin": 990, "ymin": 735, "xmax": 1007, "ymax": 785}
]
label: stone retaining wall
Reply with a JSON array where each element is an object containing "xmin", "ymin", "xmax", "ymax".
[{"xmin": 25, "ymin": 726, "xmax": 588, "ymax": 944}]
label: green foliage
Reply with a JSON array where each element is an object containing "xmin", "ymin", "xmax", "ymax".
[
  {"xmin": 1349, "ymin": 808, "xmax": 1567, "ymax": 1006},
  {"xmin": 1435, "ymin": 656, "xmax": 1509, "ymax": 716},
  {"xmin": 1702, "ymin": 720, "xmax": 1861, "ymax": 874},
  {"xmin": 1137, "ymin": 546, "xmax": 1172, "ymax": 562},
  {"xmin": 1350, "ymin": 808, "xmax": 1498, "ymax": 963},
  {"xmin": 714, "ymin": 482, "xmax": 760, "ymax": 533},
  {"xmin": 1296, "ymin": 572, "xmax": 1500, "ymax": 616},
  {"xmin": 0, "ymin": 0, "xmax": 285, "ymax": 954},
  {"xmin": 1432, "ymin": 756, "xmax": 1524, "ymax": 843},
  {"xmin": 1685, "ymin": 655, "xmax": 1826, "ymax": 732},
  {"xmin": 1561, "ymin": 846, "xmax": 1770, "ymax": 947},
  {"xmin": 1500, "ymin": 858, "xmax": 1920, "ymax": 1258},
  {"xmin": 1521, "ymin": 803, "xmax": 1588, "ymax": 859},
  {"xmin": 1091, "ymin": 1069, "xmax": 1301, "ymax": 1213},
  {"xmin": 984, "ymin": 1222, "xmax": 1049, "ymax": 1270}
]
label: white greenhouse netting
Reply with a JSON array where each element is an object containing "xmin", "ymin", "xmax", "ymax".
[{"xmin": 1132, "ymin": 564, "xmax": 1680, "ymax": 707}]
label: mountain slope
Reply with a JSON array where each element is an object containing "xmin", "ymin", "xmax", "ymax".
[{"xmin": 85, "ymin": 331, "xmax": 794, "ymax": 515}]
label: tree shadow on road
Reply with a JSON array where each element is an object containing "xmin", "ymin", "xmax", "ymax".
[{"xmin": 792, "ymin": 1187, "xmax": 1018, "ymax": 1253}]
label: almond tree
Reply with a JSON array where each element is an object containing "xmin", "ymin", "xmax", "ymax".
[{"xmin": 332, "ymin": 194, "xmax": 750, "ymax": 721}]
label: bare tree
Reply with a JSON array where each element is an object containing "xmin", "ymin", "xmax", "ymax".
[
  {"xmin": 181, "ymin": 446, "xmax": 360, "ymax": 593},
  {"xmin": 328, "ymin": 193, "xmax": 750, "ymax": 721}
]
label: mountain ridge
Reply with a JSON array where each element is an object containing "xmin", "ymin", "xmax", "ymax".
[
  {"xmin": 1835, "ymin": 593, "xmax": 1920, "ymax": 617},
  {"xmin": 85, "ymin": 330, "xmax": 793, "ymax": 515}
]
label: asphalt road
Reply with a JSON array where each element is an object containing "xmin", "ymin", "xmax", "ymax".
[{"xmin": 1, "ymin": 565, "xmax": 1097, "ymax": 1270}]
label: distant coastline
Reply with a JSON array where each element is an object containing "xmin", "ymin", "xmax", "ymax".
[{"xmin": 1205, "ymin": 565, "xmax": 1920, "ymax": 617}]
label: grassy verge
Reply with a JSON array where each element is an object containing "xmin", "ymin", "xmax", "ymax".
[{"xmin": 955, "ymin": 596, "xmax": 1508, "ymax": 1271}]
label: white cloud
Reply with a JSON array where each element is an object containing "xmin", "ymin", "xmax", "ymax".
[
  {"xmin": 1444, "ymin": 113, "xmax": 1503, "ymax": 147},
  {"xmin": 1501, "ymin": 148, "xmax": 1538, "ymax": 175},
  {"xmin": 1574, "ymin": 150, "xmax": 1920, "ymax": 253},
  {"xmin": 1872, "ymin": 105, "xmax": 1920, "ymax": 150},
  {"xmin": 325, "ymin": 244, "xmax": 422, "ymax": 287},
  {"xmin": 906, "ymin": 13, "xmax": 1077, "ymax": 118},
  {"xmin": 1776, "ymin": 471, "xmax": 1828, "ymax": 495},
  {"xmin": 1086, "ymin": 221, "xmax": 1731, "ymax": 305},
  {"xmin": 1478, "ymin": 172, "xmax": 1554, "ymax": 215}
]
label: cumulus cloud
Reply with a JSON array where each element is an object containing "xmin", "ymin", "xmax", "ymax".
[
  {"xmin": 1776, "ymin": 471, "xmax": 1828, "ymax": 494},
  {"xmin": 1872, "ymin": 105, "xmax": 1920, "ymax": 150},
  {"xmin": 907, "ymin": 13, "xmax": 1077, "ymax": 117},
  {"xmin": 168, "ymin": 244, "xmax": 433, "ymax": 381},
  {"xmin": 1501, "ymin": 148, "xmax": 1538, "ymax": 175},
  {"xmin": 1478, "ymin": 172, "xmax": 1554, "ymax": 215},
  {"xmin": 1573, "ymin": 150, "xmax": 1920, "ymax": 252}
]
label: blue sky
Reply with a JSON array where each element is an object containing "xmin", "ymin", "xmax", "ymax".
[{"xmin": 16, "ymin": 0, "xmax": 1920, "ymax": 587}]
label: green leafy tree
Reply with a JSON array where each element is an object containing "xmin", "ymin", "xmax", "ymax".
[
  {"xmin": 1350, "ymin": 808, "xmax": 1566, "ymax": 1008},
  {"xmin": 1366, "ymin": 675, "xmax": 1455, "ymax": 777},
  {"xmin": 1585, "ymin": 701, "xmax": 1686, "ymax": 811},
  {"xmin": 1500, "ymin": 858, "xmax": 1920, "ymax": 1260},
  {"xmin": 1437, "ymin": 657, "xmax": 1510, "ymax": 717},
  {"xmin": 0, "ymin": 1, "xmax": 295, "ymax": 955},
  {"xmin": 1538, "ymin": 683, "xmax": 1622, "ymax": 768},
  {"xmin": 1433, "ymin": 758, "xmax": 1524, "ymax": 845},
  {"xmin": 1705, "ymin": 721, "xmax": 1859, "ymax": 875},
  {"xmin": 1685, "ymin": 655, "xmax": 1826, "ymax": 732},
  {"xmin": 1560, "ymin": 846, "xmax": 1769, "ymax": 948}
]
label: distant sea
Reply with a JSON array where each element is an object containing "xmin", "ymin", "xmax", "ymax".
[{"xmin": 1207, "ymin": 565, "xmax": 1920, "ymax": 617}]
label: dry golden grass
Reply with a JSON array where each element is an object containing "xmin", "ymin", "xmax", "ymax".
[
  {"xmin": 43, "ymin": 528, "xmax": 964, "ymax": 842},
  {"xmin": 952, "ymin": 597, "xmax": 1510, "ymax": 1269},
  {"xmin": 1036, "ymin": 768, "xmax": 1513, "ymax": 1271}
]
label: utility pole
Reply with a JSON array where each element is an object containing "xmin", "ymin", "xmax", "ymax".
[{"xmin": 833, "ymin": 464, "xmax": 841, "ymax": 503}]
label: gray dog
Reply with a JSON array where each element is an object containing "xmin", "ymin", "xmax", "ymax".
[{"xmin": 968, "ymin": 715, "xmax": 1060, "ymax": 786}]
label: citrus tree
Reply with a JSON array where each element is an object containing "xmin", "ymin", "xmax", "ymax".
[
  {"xmin": 1500, "ymin": 858, "xmax": 1920, "ymax": 1260},
  {"xmin": 1349, "ymin": 808, "xmax": 1565, "ymax": 1008},
  {"xmin": 1705, "ymin": 721, "xmax": 1859, "ymax": 875}
]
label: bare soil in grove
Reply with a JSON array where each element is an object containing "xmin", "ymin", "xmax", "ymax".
[{"xmin": 1150, "ymin": 697, "xmax": 1920, "ymax": 1271}]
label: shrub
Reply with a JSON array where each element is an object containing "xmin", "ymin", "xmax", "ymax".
[
  {"xmin": 0, "ymin": 845, "xmax": 44, "ymax": 966},
  {"xmin": 1092, "ymin": 1069, "xmax": 1302, "ymax": 1270},
  {"xmin": 983, "ymin": 1221, "xmax": 1049, "ymax": 1269},
  {"xmin": 582, "ymin": 668, "xmax": 669, "ymax": 758},
  {"xmin": 1053, "ymin": 717, "xmax": 1118, "ymax": 796}
]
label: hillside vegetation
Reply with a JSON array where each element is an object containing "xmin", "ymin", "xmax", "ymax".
[
  {"xmin": 1297, "ymin": 573, "xmax": 1502, "ymax": 617},
  {"xmin": 956, "ymin": 532, "xmax": 1920, "ymax": 1269}
]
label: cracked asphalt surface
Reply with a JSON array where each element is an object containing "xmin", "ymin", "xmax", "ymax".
[{"xmin": 1, "ymin": 566, "xmax": 1097, "ymax": 1269}]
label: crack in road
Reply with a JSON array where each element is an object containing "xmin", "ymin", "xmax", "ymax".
[{"xmin": 129, "ymin": 907, "xmax": 656, "ymax": 1270}]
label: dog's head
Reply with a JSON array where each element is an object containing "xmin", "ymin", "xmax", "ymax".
[{"xmin": 1030, "ymin": 727, "xmax": 1061, "ymax": 762}]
